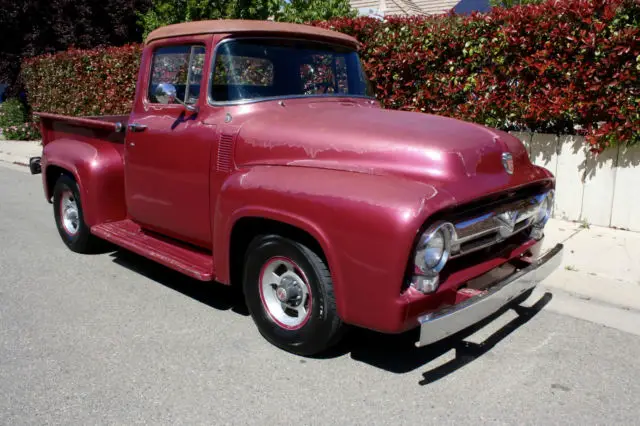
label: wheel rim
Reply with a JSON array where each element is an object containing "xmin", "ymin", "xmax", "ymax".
[
  {"xmin": 259, "ymin": 257, "xmax": 313, "ymax": 330},
  {"xmin": 60, "ymin": 190, "xmax": 80, "ymax": 235}
]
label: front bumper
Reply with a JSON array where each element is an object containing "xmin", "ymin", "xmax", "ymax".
[{"xmin": 416, "ymin": 243, "xmax": 563, "ymax": 347}]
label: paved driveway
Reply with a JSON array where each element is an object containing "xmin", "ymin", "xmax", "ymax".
[{"xmin": 1, "ymin": 165, "xmax": 639, "ymax": 424}]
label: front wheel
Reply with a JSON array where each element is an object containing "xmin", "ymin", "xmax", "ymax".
[
  {"xmin": 243, "ymin": 235, "xmax": 344, "ymax": 356},
  {"xmin": 52, "ymin": 175, "xmax": 102, "ymax": 253}
]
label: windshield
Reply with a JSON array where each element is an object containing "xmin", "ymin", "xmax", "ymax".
[{"xmin": 210, "ymin": 38, "xmax": 373, "ymax": 103}]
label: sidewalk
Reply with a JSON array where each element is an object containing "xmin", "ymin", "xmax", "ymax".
[
  {"xmin": 1, "ymin": 139, "xmax": 638, "ymax": 313},
  {"xmin": 0, "ymin": 139, "xmax": 41, "ymax": 168},
  {"xmin": 540, "ymin": 218, "xmax": 640, "ymax": 310}
]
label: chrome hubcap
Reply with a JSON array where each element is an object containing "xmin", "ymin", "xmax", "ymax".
[
  {"xmin": 260, "ymin": 257, "xmax": 312, "ymax": 330},
  {"xmin": 60, "ymin": 191, "xmax": 79, "ymax": 235}
]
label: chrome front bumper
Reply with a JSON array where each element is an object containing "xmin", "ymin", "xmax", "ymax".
[{"xmin": 416, "ymin": 243, "xmax": 563, "ymax": 347}]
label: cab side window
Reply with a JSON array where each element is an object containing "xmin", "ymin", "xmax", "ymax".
[{"xmin": 148, "ymin": 45, "xmax": 206, "ymax": 105}]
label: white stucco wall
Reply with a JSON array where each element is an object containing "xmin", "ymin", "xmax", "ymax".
[{"xmin": 512, "ymin": 132, "xmax": 640, "ymax": 232}]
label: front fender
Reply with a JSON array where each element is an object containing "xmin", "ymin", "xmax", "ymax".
[
  {"xmin": 213, "ymin": 165, "xmax": 456, "ymax": 330},
  {"xmin": 42, "ymin": 138, "xmax": 126, "ymax": 227}
]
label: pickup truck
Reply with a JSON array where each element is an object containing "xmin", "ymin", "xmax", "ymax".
[{"xmin": 30, "ymin": 19, "xmax": 563, "ymax": 356}]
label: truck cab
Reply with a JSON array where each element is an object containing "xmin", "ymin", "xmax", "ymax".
[
  {"xmin": 124, "ymin": 23, "xmax": 372, "ymax": 250},
  {"xmin": 32, "ymin": 20, "xmax": 562, "ymax": 356}
]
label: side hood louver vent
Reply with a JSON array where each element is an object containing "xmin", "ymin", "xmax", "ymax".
[{"xmin": 216, "ymin": 128, "xmax": 238, "ymax": 172}]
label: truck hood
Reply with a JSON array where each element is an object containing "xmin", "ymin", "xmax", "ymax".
[{"xmin": 234, "ymin": 104, "xmax": 551, "ymax": 204}]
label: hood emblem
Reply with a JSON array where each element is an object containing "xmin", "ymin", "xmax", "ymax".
[
  {"xmin": 502, "ymin": 152, "xmax": 514, "ymax": 175},
  {"xmin": 496, "ymin": 211, "xmax": 519, "ymax": 239}
]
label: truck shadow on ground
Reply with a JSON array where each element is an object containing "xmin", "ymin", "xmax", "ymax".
[
  {"xmin": 109, "ymin": 247, "xmax": 552, "ymax": 384},
  {"xmin": 109, "ymin": 249, "xmax": 250, "ymax": 317},
  {"xmin": 335, "ymin": 292, "xmax": 552, "ymax": 384}
]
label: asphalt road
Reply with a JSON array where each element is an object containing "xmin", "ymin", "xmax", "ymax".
[{"xmin": 1, "ymin": 164, "xmax": 639, "ymax": 425}]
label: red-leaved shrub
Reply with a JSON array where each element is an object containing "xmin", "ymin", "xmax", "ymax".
[
  {"xmin": 313, "ymin": 0, "xmax": 639, "ymax": 151},
  {"xmin": 21, "ymin": 0, "xmax": 639, "ymax": 151},
  {"xmin": 21, "ymin": 44, "xmax": 142, "ymax": 117}
]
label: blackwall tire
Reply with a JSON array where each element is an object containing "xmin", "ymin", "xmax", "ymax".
[
  {"xmin": 52, "ymin": 175, "xmax": 102, "ymax": 254},
  {"xmin": 243, "ymin": 235, "xmax": 344, "ymax": 356}
]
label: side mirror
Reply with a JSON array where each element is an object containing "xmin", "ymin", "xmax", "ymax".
[
  {"xmin": 155, "ymin": 82, "xmax": 178, "ymax": 104},
  {"xmin": 154, "ymin": 82, "xmax": 198, "ymax": 112}
]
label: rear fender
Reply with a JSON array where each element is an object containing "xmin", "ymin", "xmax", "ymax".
[
  {"xmin": 42, "ymin": 138, "xmax": 126, "ymax": 227},
  {"xmin": 213, "ymin": 166, "xmax": 455, "ymax": 328}
]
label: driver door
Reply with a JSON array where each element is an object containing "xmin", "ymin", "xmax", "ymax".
[{"xmin": 124, "ymin": 41, "xmax": 214, "ymax": 248}]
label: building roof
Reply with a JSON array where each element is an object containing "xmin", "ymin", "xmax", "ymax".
[
  {"xmin": 410, "ymin": 0, "xmax": 461, "ymax": 14},
  {"xmin": 352, "ymin": 0, "xmax": 460, "ymax": 16},
  {"xmin": 145, "ymin": 19, "xmax": 359, "ymax": 47}
]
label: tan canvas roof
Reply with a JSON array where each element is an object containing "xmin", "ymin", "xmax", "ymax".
[{"xmin": 145, "ymin": 19, "xmax": 359, "ymax": 47}]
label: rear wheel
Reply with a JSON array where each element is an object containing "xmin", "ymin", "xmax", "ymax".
[
  {"xmin": 52, "ymin": 175, "xmax": 102, "ymax": 253},
  {"xmin": 243, "ymin": 235, "xmax": 344, "ymax": 356}
]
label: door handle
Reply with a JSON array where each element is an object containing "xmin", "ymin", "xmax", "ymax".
[{"xmin": 127, "ymin": 123, "xmax": 147, "ymax": 132}]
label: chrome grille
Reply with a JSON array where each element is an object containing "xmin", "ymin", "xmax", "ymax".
[{"xmin": 449, "ymin": 192, "xmax": 547, "ymax": 259}]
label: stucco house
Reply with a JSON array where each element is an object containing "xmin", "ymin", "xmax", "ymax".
[{"xmin": 350, "ymin": 0, "xmax": 491, "ymax": 17}]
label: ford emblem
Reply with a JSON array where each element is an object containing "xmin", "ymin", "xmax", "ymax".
[{"xmin": 502, "ymin": 152, "xmax": 514, "ymax": 175}]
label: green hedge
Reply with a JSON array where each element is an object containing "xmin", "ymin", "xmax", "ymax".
[
  {"xmin": 0, "ymin": 98, "xmax": 40, "ymax": 140},
  {"xmin": 20, "ymin": 0, "xmax": 639, "ymax": 151}
]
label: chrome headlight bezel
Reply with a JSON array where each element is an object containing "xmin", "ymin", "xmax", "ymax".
[
  {"xmin": 531, "ymin": 190, "xmax": 554, "ymax": 240},
  {"xmin": 535, "ymin": 190, "xmax": 554, "ymax": 226},
  {"xmin": 414, "ymin": 222, "xmax": 455, "ymax": 277}
]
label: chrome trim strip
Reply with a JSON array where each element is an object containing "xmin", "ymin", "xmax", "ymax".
[
  {"xmin": 210, "ymin": 93, "xmax": 376, "ymax": 107},
  {"xmin": 416, "ymin": 243, "xmax": 563, "ymax": 347},
  {"xmin": 454, "ymin": 212, "xmax": 493, "ymax": 231},
  {"xmin": 448, "ymin": 224, "xmax": 532, "ymax": 259},
  {"xmin": 454, "ymin": 225, "xmax": 500, "ymax": 244},
  {"xmin": 206, "ymin": 36, "xmax": 376, "ymax": 107}
]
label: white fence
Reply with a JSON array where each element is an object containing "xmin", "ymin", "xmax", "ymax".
[{"xmin": 511, "ymin": 132, "xmax": 640, "ymax": 232}]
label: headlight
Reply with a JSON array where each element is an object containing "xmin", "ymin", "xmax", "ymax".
[
  {"xmin": 535, "ymin": 190, "xmax": 553, "ymax": 225},
  {"xmin": 531, "ymin": 190, "xmax": 554, "ymax": 239},
  {"xmin": 417, "ymin": 229, "xmax": 445, "ymax": 270},
  {"xmin": 411, "ymin": 222, "xmax": 455, "ymax": 293}
]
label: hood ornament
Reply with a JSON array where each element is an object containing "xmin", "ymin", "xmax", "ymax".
[{"xmin": 502, "ymin": 152, "xmax": 514, "ymax": 175}]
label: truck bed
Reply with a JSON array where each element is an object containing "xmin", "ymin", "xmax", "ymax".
[
  {"xmin": 34, "ymin": 111, "xmax": 129, "ymax": 228},
  {"xmin": 36, "ymin": 112, "xmax": 129, "ymax": 146}
]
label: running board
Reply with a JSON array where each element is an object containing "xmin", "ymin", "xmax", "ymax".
[{"xmin": 91, "ymin": 220, "xmax": 214, "ymax": 281}]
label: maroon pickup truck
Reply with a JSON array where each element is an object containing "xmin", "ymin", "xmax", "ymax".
[{"xmin": 30, "ymin": 19, "xmax": 562, "ymax": 355}]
